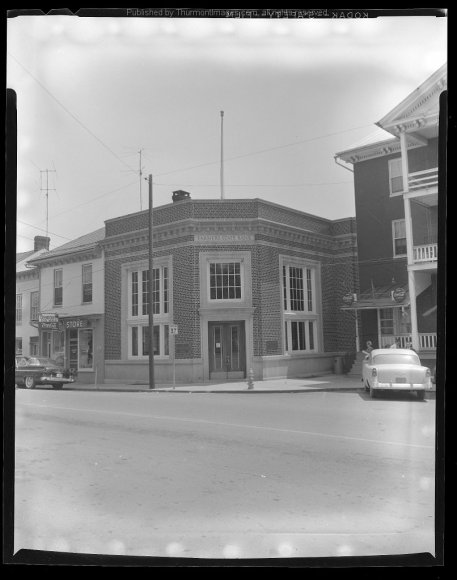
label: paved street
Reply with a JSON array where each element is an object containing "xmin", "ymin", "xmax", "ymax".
[{"xmin": 14, "ymin": 388, "xmax": 436, "ymax": 560}]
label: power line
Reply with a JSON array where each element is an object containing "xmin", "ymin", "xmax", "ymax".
[
  {"xmin": 17, "ymin": 220, "xmax": 73, "ymax": 241},
  {"xmin": 8, "ymin": 52, "xmax": 136, "ymax": 173},
  {"xmin": 154, "ymin": 180, "xmax": 353, "ymax": 188},
  {"xmin": 155, "ymin": 124, "xmax": 374, "ymax": 178}
]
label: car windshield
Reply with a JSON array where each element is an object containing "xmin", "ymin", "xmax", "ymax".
[{"xmin": 372, "ymin": 354, "xmax": 420, "ymax": 366}]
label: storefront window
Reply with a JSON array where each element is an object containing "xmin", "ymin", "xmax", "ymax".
[
  {"xmin": 52, "ymin": 330, "xmax": 65, "ymax": 366},
  {"xmin": 79, "ymin": 329, "xmax": 93, "ymax": 369}
]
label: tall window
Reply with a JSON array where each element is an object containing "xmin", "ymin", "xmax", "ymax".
[
  {"xmin": 282, "ymin": 263, "xmax": 319, "ymax": 353},
  {"xmin": 16, "ymin": 294, "xmax": 22, "ymax": 325},
  {"xmin": 15, "ymin": 337, "xmax": 23, "ymax": 355},
  {"xmin": 209, "ymin": 262, "xmax": 242, "ymax": 300},
  {"xmin": 79, "ymin": 329, "xmax": 93, "ymax": 369},
  {"xmin": 283, "ymin": 265, "xmax": 315, "ymax": 313},
  {"xmin": 388, "ymin": 157, "xmax": 403, "ymax": 195},
  {"xmin": 54, "ymin": 269, "xmax": 63, "ymax": 306},
  {"xmin": 30, "ymin": 291, "xmax": 39, "ymax": 322},
  {"xmin": 130, "ymin": 266, "xmax": 169, "ymax": 317},
  {"xmin": 128, "ymin": 262, "xmax": 171, "ymax": 359},
  {"xmin": 82, "ymin": 264, "xmax": 93, "ymax": 303},
  {"xmin": 392, "ymin": 219, "xmax": 407, "ymax": 257}
]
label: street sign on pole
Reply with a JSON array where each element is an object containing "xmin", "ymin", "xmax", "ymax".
[{"xmin": 169, "ymin": 325, "xmax": 178, "ymax": 388}]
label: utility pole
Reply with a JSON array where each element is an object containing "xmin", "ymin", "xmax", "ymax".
[
  {"xmin": 220, "ymin": 110, "xmax": 225, "ymax": 200},
  {"xmin": 148, "ymin": 174, "xmax": 155, "ymax": 389},
  {"xmin": 40, "ymin": 169, "xmax": 56, "ymax": 238}
]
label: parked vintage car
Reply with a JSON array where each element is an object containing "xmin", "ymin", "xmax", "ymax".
[
  {"xmin": 362, "ymin": 348, "xmax": 432, "ymax": 400},
  {"xmin": 15, "ymin": 356, "xmax": 75, "ymax": 389}
]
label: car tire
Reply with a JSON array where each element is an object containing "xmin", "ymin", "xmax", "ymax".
[
  {"xmin": 369, "ymin": 384, "xmax": 376, "ymax": 398},
  {"xmin": 24, "ymin": 376, "xmax": 36, "ymax": 389},
  {"xmin": 52, "ymin": 384, "xmax": 63, "ymax": 390},
  {"xmin": 417, "ymin": 390, "xmax": 425, "ymax": 401}
]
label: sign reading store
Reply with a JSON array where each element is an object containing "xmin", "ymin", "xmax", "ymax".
[
  {"xmin": 38, "ymin": 313, "xmax": 89, "ymax": 331},
  {"xmin": 60, "ymin": 318, "xmax": 89, "ymax": 329}
]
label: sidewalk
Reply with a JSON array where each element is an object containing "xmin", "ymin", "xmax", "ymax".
[{"xmin": 69, "ymin": 374, "xmax": 365, "ymax": 393}]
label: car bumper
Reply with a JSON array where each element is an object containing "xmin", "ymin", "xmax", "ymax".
[
  {"xmin": 40, "ymin": 376, "xmax": 75, "ymax": 384},
  {"xmin": 373, "ymin": 382, "xmax": 430, "ymax": 391}
]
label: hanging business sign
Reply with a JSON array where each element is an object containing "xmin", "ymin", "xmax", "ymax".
[
  {"xmin": 38, "ymin": 313, "xmax": 59, "ymax": 330},
  {"xmin": 392, "ymin": 287, "xmax": 406, "ymax": 303},
  {"xmin": 342, "ymin": 292, "xmax": 355, "ymax": 306}
]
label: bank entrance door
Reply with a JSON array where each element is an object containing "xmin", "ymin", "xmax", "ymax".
[{"xmin": 209, "ymin": 321, "xmax": 246, "ymax": 380}]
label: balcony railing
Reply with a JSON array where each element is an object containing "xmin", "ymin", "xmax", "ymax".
[
  {"xmin": 413, "ymin": 243, "xmax": 438, "ymax": 263},
  {"xmin": 380, "ymin": 333, "xmax": 437, "ymax": 350},
  {"xmin": 408, "ymin": 168, "xmax": 438, "ymax": 191}
]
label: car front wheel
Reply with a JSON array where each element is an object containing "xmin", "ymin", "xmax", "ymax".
[
  {"xmin": 417, "ymin": 390, "xmax": 425, "ymax": 401},
  {"xmin": 24, "ymin": 376, "xmax": 36, "ymax": 389},
  {"xmin": 369, "ymin": 384, "xmax": 376, "ymax": 398},
  {"xmin": 52, "ymin": 384, "xmax": 63, "ymax": 390}
]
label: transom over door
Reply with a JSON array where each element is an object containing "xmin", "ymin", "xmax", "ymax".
[{"xmin": 208, "ymin": 321, "xmax": 246, "ymax": 380}]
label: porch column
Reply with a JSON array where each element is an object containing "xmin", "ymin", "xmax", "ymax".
[
  {"xmin": 408, "ymin": 270, "xmax": 420, "ymax": 351},
  {"xmin": 399, "ymin": 129, "xmax": 409, "ymax": 194},
  {"xmin": 403, "ymin": 194, "xmax": 415, "ymax": 266}
]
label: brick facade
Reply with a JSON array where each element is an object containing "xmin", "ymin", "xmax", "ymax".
[{"xmin": 102, "ymin": 198, "xmax": 358, "ymax": 382}]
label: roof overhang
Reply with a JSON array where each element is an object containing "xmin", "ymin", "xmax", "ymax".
[
  {"xmin": 341, "ymin": 284, "xmax": 410, "ymax": 311},
  {"xmin": 335, "ymin": 138, "xmax": 422, "ymax": 165}
]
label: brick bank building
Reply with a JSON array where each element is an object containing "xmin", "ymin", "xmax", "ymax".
[{"xmin": 102, "ymin": 193, "xmax": 358, "ymax": 384}]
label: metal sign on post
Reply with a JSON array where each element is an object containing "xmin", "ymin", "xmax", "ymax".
[{"xmin": 169, "ymin": 325, "xmax": 178, "ymax": 388}]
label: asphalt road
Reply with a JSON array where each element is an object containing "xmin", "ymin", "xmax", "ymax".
[{"xmin": 13, "ymin": 389, "xmax": 436, "ymax": 560}]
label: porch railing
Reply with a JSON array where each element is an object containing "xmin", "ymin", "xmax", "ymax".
[
  {"xmin": 380, "ymin": 333, "xmax": 437, "ymax": 350},
  {"xmin": 413, "ymin": 243, "xmax": 438, "ymax": 263},
  {"xmin": 408, "ymin": 168, "xmax": 438, "ymax": 191}
]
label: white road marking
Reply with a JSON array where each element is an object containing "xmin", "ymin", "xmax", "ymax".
[{"xmin": 18, "ymin": 401, "xmax": 435, "ymax": 450}]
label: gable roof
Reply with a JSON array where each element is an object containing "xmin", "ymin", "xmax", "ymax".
[
  {"xmin": 27, "ymin": 227, "xmax": 105, "ymax": 265},
  {"xmin": 335, "ymin": 64, "xmax": 446, "ymax": 165},
  {"xmin": 376, "ymin": 63, "xmax": 447, "ymax": 137}
]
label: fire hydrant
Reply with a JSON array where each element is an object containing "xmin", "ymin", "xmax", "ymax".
[{"xmin": 247, "ymin": 368, "xmax": 254, "ymax": 390}]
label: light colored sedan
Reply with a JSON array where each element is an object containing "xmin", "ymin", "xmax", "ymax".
[{"xmin": 362, "ymin": 348, "xmax": 432, "ymax": 400}]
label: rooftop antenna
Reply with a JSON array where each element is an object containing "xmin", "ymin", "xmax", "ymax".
[
  {"xmin": 40, "ymin": 169, "xmax": 56, "ymax": 239},
  {"xmin": 220, "ymin": 110, "xmax": 225, "ymax": 200}
]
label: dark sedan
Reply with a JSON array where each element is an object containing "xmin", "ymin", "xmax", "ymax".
[{"xmin": 15, "ymin": 356, "xmax": 75, "ymax": 389}]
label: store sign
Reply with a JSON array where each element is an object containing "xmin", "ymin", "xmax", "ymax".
[
  {"xmin": 38, "ymin": 313, "xmax": 59, "ymax": 330},
  {"xmin": 392, "ymin": 288, "xmax": 406, "ymax": 303},
  {"xmin": 60, "ymin": 318, "xmax": 89, "ymax": 329}
]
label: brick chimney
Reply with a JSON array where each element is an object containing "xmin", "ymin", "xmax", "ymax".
[
  {"xmin": 34, "ymin": 236, "xmax": 50, "ymax": 251},
  {"xmin": 172, "ymin": 190, "xmax": 191, "ymax": 203}
]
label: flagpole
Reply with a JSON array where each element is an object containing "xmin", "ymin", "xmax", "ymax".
[{"xmin": 220, "ymin": 110, "xmax": 224, "ymax": 200}]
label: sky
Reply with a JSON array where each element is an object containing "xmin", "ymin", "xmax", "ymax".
[{"xmin": 7, "ymin": 11, "xmax": 447, "ymax": 253}]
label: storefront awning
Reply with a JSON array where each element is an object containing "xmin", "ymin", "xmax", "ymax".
[{"xmin": 341, "ymin": 284, "xmax": 409, "ymax": 311}]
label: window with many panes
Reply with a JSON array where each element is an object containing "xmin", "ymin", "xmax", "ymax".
[
  {"xmin": 388, "ymin": 158, "xmax": 403, "ymax": 195},
  {"xmin": 30, "ymin": 291, "xmax": 39, "ymax": 321},
  {"xmin": 127, "ymin": 261, "xmax": 171, "ymax": 359},
  {"xmin": 392, "ymin": 219, "xmax": 407, "ymax": 257},
  {"xmin": 282, "ymin": 262, "xmax": 319, "ymax": 353},
  {"xmin": 209, "ymin": 262, "xmax": 242, "ymax": 300},
  {"xmin": 16, "ymin": 294, "xmax": 22, "ymax": 325},
  {"xmin": 130, "ymin": 266, "xmax": 169, "ymax": 317},
  {"xmin": 82, "ymin": 264, "xmax": 93, "ymax": 303},
  {"xmin": 54, "ymin": 269, "xmax": 63, "ymax": 306}
]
